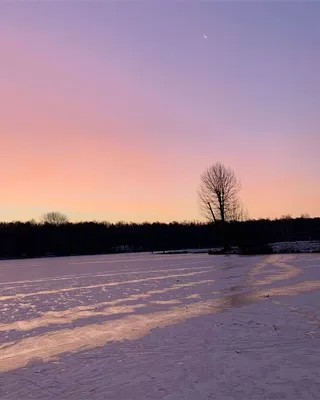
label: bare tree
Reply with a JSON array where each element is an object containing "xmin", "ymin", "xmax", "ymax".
[
  {"xmin": 300, "ymin": 213, "xmax": 310, "ymax": 219},
  {"xmin": 198, "ymin": 162, "xmax": 246, "ymax": 223},
  {"xmin": 40, "ymin": 211, "xmax": 68, "ymax": 225},
  {"xmin": 280, "ymin": 214, "xmax": 292, "ymax": 220},
  {"xmin": 228, "ymin": 198, "xmax": 249, "ymax": 222}
]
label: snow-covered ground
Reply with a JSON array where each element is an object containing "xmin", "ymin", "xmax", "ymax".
[
  {"xmin": 0, "ymin": 253, "xmax": 319, "ymax": 399},
  {"xmin": 270, "ymin": 240, "xmax": 320, "ymax": 253},
  {"xmin": 158, "ymin": 240, "xmax": 320, "ymax": 255}
]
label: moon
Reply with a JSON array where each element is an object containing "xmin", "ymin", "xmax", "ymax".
[{"xmin": 204, "ymin": 34, "xmax": 208, "ymax": 39}]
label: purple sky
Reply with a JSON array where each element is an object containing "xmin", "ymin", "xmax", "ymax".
[{"xmin": 1, "ymin": 1, "xmax": 319, "ymax": 222}]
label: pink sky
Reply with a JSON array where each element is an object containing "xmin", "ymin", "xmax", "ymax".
[{"xmin": 1, "ymin": 3, "xmax": 319, "ymax": 222}]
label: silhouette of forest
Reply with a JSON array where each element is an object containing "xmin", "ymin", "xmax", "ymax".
[{"xmin": 0, "ymin": 217, "xmax": 319, "ymax": 259}]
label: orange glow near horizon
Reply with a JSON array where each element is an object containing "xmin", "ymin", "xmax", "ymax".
[{"xmin": 1, "ymin": 4, "xmax": 319, "ymax": 222}]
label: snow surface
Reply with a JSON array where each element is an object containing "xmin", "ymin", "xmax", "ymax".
[
  {"xmin": 158, "ymin": 240, "xmax": 320, "ymax": 255},
  {"xmin": 270, "ymin": 241, "xmax": 320, "ymax": 253},
  {"xmin": 0, "ymin": 253, "xmax": 319, "ymax": 399}
]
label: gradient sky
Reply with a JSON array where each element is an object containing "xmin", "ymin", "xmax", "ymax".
[{"xmin": 1, "ymin": 1, "xmax": 319, "ymax": 222}]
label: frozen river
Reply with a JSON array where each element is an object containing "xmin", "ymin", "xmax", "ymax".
[{"xmin": 0, "ymin": 253, "xmax": 319, "ymax": 399}]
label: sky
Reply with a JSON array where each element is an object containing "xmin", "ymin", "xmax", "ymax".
[{"xmin": 1, "ymin": 1, "xmax": 319, "ymax": 223}]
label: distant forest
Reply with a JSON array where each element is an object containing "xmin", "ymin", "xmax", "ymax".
[{"xmin": 0, "ymin": 217, "xmax": 319, "ymax": 259}]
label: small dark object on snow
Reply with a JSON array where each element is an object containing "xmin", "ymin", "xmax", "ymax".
[{"xmin": 273, "ymin": 324, "xmax": 278, "ymax": 331}]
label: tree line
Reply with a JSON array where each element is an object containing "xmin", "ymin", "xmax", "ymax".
[
  {"xmin": 1, "ymin": 162, "xmax": 318, "ymax": 259},
  {"xmin": 0, "ymin": 217, "xmax": 319, "ymax": 259}
]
